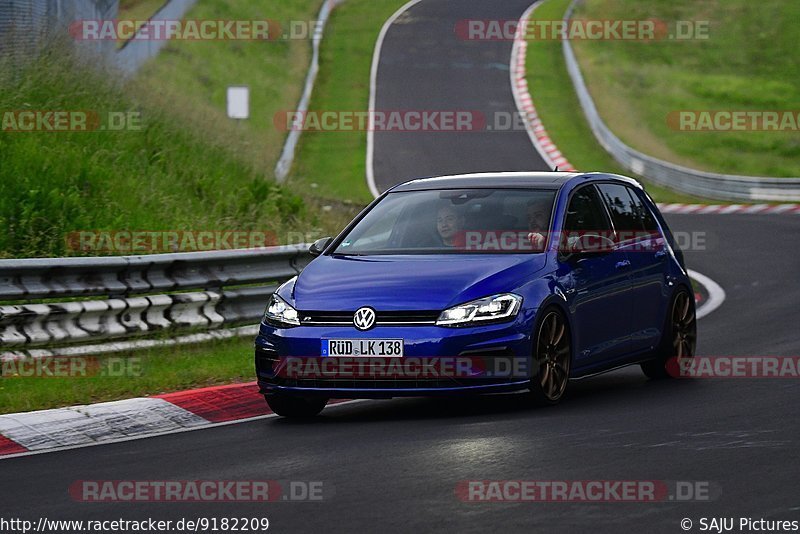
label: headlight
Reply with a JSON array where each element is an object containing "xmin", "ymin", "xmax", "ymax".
[
  {"xmin": 436, "ymin": 293, "xmax": 523, "ymax": 327},
  {"xmin": 264, "ymin": 294, "xmax": 300, "ymax": 327}
]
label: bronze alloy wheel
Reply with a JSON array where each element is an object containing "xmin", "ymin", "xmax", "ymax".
[
  {"xmin": 535, "ymin": 310, "xmax": 571, "ymax": 402},
  {"xmin": 671, "ymin": 290, "xmax": 697, "ymax": 360},
  {"xmin": 642, "ymin": 288, "xmax": 697, "ymax": 379}
]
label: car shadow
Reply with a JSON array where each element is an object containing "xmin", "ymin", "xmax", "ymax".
[{"xmin": 268, "ymin": 368, "xmax": 703, "ymax": 425}]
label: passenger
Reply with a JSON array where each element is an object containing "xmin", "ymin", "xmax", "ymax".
[{"xmin": 526, "ymin": 200, "xmax": 549, "ymax": 252}]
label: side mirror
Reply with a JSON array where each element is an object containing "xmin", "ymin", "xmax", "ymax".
[{"xmin": 309, "ymin": 237, "xmax": 333, "ymax": 257}]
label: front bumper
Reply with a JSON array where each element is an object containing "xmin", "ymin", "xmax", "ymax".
[{"xmin": 255, "ymin": 317, "xmax": 535, "ymax": 398}]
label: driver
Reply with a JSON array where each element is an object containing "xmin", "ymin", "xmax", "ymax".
[{"xmin": 436, "ymin": 205, "xmax": 465, "ymax": 247}]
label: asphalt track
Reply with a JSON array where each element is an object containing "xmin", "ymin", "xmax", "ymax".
[
  {"xmin": 2, "ymin": 1, "xmax": 799, "ymax": 533},
  {"xmin": 371, "ymin": 0, "xmax": 550, "ymax": 193}
]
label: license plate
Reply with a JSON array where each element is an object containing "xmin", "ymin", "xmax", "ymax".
[{"xmin": 321, "ymin": 339, "xmax": 404, "ymax": 357}]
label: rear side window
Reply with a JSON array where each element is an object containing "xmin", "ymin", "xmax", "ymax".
[
  {"xmin": 626, "ymin": 188, "xmax": 661, "ymax": 234},
  {"xmin": 597, "ymin": 183, "xmax": 660, "ymax": 240}
]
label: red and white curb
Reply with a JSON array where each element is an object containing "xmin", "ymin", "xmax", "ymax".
[
  {"xmin": 0, "ymin": 382, "xmax": 352, "ymax": 459},
  {"xmin": 510, "ymin": 2, "xmax": 576, "ymax": 172},
  {"xmin": 657, "ymin": 203, "xmax": 800, "ymax": 215}
]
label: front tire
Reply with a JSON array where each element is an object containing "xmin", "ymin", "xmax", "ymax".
[
  {"xmin": 528, "ymin": 307, "xmax": 572, "ymax": 405},
  {"xmin": 265, "ymin": 394, "xmax": 328, "ymax": 418},
  {"xmin": 641, "ymin": 288, "xmax": 697, "ymax": 379}
]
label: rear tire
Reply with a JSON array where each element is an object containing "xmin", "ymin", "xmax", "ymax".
[
  {"xmin": 528, "ymin": 307, "xmax": 572, "ymax": 406},
  {"xmin": 641, "ymin": 288, "xmax": 697, "ymax": 379},
  {"xmin": 265, "ymin": 394, "xmax": 328, "ymax": 418}
]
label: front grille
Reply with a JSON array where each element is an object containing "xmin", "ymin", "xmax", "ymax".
[{"xmin": 299, "ymin": 310, "xmax": 440, "ymax": 327}]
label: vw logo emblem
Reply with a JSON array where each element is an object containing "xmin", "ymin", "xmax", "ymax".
[{"xmin": 353, "ymin": 307, "xmax": 376, "ymax": 331}]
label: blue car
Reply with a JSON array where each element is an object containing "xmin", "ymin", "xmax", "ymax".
[{"xmin": 255, "ymin": 172, "xmax": 696, "ymax": 417}]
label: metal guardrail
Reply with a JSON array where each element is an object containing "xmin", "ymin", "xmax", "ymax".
[
  {"xmin": 0, "ymin": 245, "xmax": 312, "ymax": 349},
  {"xmin": 562, "ymin": 0, "xmax": 800, "ymax": 202},
  {"xmin": 275, "ymin": 0, "xmax": 344, "ymax": 182}
]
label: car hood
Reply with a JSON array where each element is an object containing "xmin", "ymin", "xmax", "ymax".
[{"xmin": 289, "ymin": 254, "xmax": 547, "ymax": 311}]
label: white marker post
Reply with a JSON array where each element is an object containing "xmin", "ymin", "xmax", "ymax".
[{"xmin": 226, "ymin": 86, "xmax": 250, "ymax": 120}]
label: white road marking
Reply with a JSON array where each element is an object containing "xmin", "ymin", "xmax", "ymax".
[
  {"xmin": 366, "ymin": 0, "xmax": 425, "ymax": 198},
  {"xmin": 688, "ymin": 269, "xmax": 727, "ymax": 319}
]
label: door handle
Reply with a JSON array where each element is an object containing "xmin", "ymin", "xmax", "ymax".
[
  {"xmin": 655, "ymin": 249, "xmax": 667, "ymax": 259},
  {"xmin": 615, "ymin": 260, "xmax": 631, "ymax": 270}
]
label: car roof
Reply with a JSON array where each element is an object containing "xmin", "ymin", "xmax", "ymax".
[
  {"xmin": 388, "ymin": 171, "xmax": 643, "ymax": 193},
  {"xmin": 389, "ymin": 171, "xmax": 584, "ymax": 192}
]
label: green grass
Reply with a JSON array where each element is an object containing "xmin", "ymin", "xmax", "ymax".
[
  {"xmin": 0, "ymin": 336, "xmax": 255, "ymax": 414},
  {"xmin": 133, "ymin": 0, "xmax": 324, "ymax": 177},
  {"xmin": 288, "ymin": 0, "xmax": 410, "ymax": 203},
  {"xmin": 571, "ymin": 0, "xmax": 800, "ymax": 178},
  {"xmin": 525, "ymin": 0, "xmax": 706, "ymax": 203},
  {"xmin": 118, "ymin": 0, "xmax": 168, "ymax": 21},
  {"xmin": 0, "ymin": 51, "xmax": 306, "ymax": 258},
  {"xmin": 0, "ymin": 0, "xmax": 352, "ymax": 259}
]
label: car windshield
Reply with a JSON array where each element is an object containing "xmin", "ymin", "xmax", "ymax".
[{"xmin": 333, "ymin": 188, "xmax": 557, "ymax": 254}]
